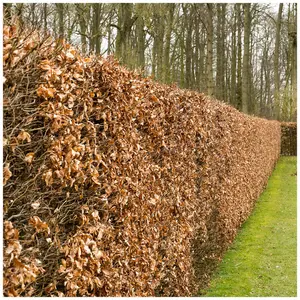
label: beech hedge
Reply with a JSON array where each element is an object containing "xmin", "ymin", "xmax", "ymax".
[
  {"xmin": 281, "ymin": 122, "xmax": 297, "ymax": 156},
  {"xmin": 3, "ymin": 24, "xmax": 281, "ymax": 296}
]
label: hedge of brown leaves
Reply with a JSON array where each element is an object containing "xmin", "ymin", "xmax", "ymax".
[
  {"xmin": 281, "ymin": 122, "xmax": 297, "ymax": 156},
  {"xmin": 3, "ymin": 23, "xmax": 281, "ymax": 296}
]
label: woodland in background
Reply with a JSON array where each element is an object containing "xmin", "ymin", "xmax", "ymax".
[{"xmin": 3, "ymin": 3, "xmax": 297, "ymax": 121}]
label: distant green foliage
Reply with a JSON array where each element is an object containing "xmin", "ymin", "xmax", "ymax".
[{"xmin": 201, "ymin": 156, "xmax": 297, "ymax": 297}]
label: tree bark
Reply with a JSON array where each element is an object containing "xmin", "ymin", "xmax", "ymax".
[
  {"xmin": 242, "ymin": 4, "xmax": 251, "ymax": 114},
  {"xmin": 43, "ymin": 3, "xmax": 48, "ymax": 35},
  {"xmin": 56, "ymin": 4, "xmax": 64, "ymax": 39},
  {"xmin": 290, "ymin": 4, "xmax": 297, "ymax": 121},
  {"xmin": 236, "ymin": 4, "xmax": 242, "ymax": 110},
  {"xmin": 184, "ymin": 4, "xmax": 193, "ymax": 88},
  {"xmin": 76, "ymin": 4, "xmax": 88, "ymax": 54},
  {"xmin": 116, "ymin": 4, "xmax": 134, "ymax": 65},
  {"xmin": 216, "ymin": 4, "xmax": 226, "ymax": 100},
  {"xmin": 136, "ymin": 11, "xmax": 145, "ymax": 71},
  {"xmin": 230, "ymin": 6, "xmax": 237, "ymax": 107},
  {"xmin": 274, "ymin": 4, "xmax": 283, "ymax": 120},
  {"xmin": 163, "ymin": 4, "xmax": 175, "ymax": 83},
  {"xmin": 206, "ymin": 4, "xmax": 214, "ymax": 96}
]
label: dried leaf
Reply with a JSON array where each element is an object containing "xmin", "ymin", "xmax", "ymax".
[
  {"xmin": 31, "ymin": 201, "xmax": 40, "ymax": 209},
  {"xmin": 24, "ymin": 152, "xmax": 35, "ymax": 164},
  {"xmin": 29, "ymin": 216, "xmax": 50, "ymax": 235},
  {"xmin": 102, "ymin": 269, "xmax": 111, "ymax": 276},
  {"xmin": 3, "ymin": 164, "xmax": 12, "ymax": 185},
  {"xmin": 43, "ymin": 169, "xmax": 53, "ymax": 186},
  {"xmin": 17, "ymin": 130, "xmax": 31, "ymax": 143}
]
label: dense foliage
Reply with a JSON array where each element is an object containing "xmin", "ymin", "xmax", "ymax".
[
  {"xmin": 3, "ymin": 23, "xmax": 281, "ymax": 296},
  {"xmin": 281, "ymin": 122, "xmax": 297, "ymax": 156}
]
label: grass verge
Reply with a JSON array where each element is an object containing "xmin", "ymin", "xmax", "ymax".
[{"xmin": 201, "ymin": 156, "xmax": 297, "ymax": 297}]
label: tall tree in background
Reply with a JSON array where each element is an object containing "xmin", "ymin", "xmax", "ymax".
[
  {"xmin": 3, "ymin": 3, "xmax": 297, "ymax": 121},
  {"xmin": 43, "ymin": 3, "xmax": 47, "ymax": 35},
  {"xmin": 183, "ymin": 4, "xmax": 193, "ymax": 88},
  {"xmin": 56, "ymin": 3, "xmax": 64, "ymax": 39},
  {"xmin": 76, "ymin": 4, "xmax": 88, "ymax": 54},
  {"xmin": 290, "ymin": 4, "xmax": 297, "ymax": 121},
  {"xmin": 206, "ymin": 4, "xmax": 214, "ymax": 96},
  {"xmin": 135, "ymin": 4, "xmax": 146, "ymax": 72},
  {"xmin": 216, "ymin": 4, "xmax": 226, "ymax": 100},
  {"xmin": 230, "ymin": 6, "xmax": 237, "ymax": 107},
  {"xmin": 236, "ymin": 4, "xmax": 243, "ymax": 111},
  {"xmin": 274, "ymin": 3, "xmax": 283, "ymax": 120},
  {"xmin": 92, "ymin": 3, "xmax": 102, "ymax": 54},
  {"xmin": 115, "ymin": 4, "xmax": 135, "ymax": 65},
  {"xmin": 163, "ymin": 4, "xmax": 175, "ymax": 83},
  {"xmin": 242, "ymin": 4, "xmax": 251, "ymax": 114}
]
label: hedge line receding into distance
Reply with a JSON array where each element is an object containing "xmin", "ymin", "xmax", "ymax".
[
  {"xmin": 281, "ymin": 122, "xmax": 297, "ymax": 156},
  {"xmin": 3, "ymin": 23, "xmax": 281, "ymax": 296}
]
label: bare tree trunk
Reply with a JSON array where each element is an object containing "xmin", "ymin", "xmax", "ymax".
[
  {"xmin": 92, "ymin": 3, "xmax": 102, "ymax": 54},
  {"xmin": 184, "ymin": 4, "xmax": 192, "ymax": 88},
  {"xmin": 107, "ymin": 12, "xmax": 112, "ymax": 55},
  {"xmin": 206, "ymin": 4, "xmax": 214, "ymax": 96},
  {"xmin": 242, "ymin": 4, "xmax": 251, "ymax": 114},
  {"xmin": 30, "ymin": 3, "xmax": 36, "ymax": 27},
  {"xmin": 180, "ymin": 27, "xmax": 185, "ymax": 88},
  {"xmin": 260, "ymin": 47, "xmax": 265, "ymax": 117},
  {"xmin": 216, "ymin": 4, "xmax": 226, "ymax": 100},
  {"xmin": 274, "ymin": 4, "xmax": 283, "ymax": 120},
  {"xmin": 230, "ymin": 6, "xmax": 237, "ymax": 107},
  {"xmin": 290, "ymin": 4, "xmax": 297, "ymax": 121},
  {"xmin": 155, "ymin": 6, "xmax": 165, "ymax": 81},
  {"xmin": 56, "ymin": 3, "xmax": 64, "ymax": 39},
  {"xmin": 163, "ymin": 4, "xmax": 175, "ymax": 83},
  {"xmin": 152, "ymin": 35, "xmax": 157, "ymax": 78},
  {"xmin": 136, "ymin": 9, "xmax": 145, "ymax": 71},
  {"xmin": 221, "ymin": 4, "xmax": 226, "ymax": 101},
  {"xmin": 194, "ymin": 10, "xmax": 200, "ymax": 91},
  {"xmin": 76, "ymin": 4, "xmax": 88, "ymax": 54},
  {"xmin": 43, "ymin": 3, "xmax": 48, "ymax": 35},
  {"xmin": 236, "ymin": 4, "xmax": 242, "ymax": 110},
  {"xmin": 116, "ymin": 4, "xmax": 134, "ymax": 65}
]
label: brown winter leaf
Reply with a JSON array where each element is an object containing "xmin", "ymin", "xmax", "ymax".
[
  {"xmin": 5, "ymin": 243, "xmax": 16, "ymax": 255},
  {"xmin": 40, "ymin": 60, "xmax": 52, "ymax": 70},
  {"xmin": 24, "ymin": 152, "xmax": 35, "ymax": 164},
  {"xmin": 37, "ymin": 85, "xmax": 56, "ymax": 98},
  {"xmin": 3, "ymin": 53, "xmax": 9, "ymax": 63},
  {"xmin": 43, "ymin": 169, "xmax": 53, "ymax": 186},
  {"xmin": 13, "ymin": 258, "xmax": 25, "ymax": 270},
  {"xmin": 24, "ymin": 41, "xmax": 36, "ymax": 51},
  {"xmin": 6, "ymin": 288, "xmax": 19, "ymax": 297},
  {"xmin": 31, "ymin": 201, "xmax": 40, "ymax": 210},
  {"xmin": 102, "ymin": 269, "xmax": 112, "ymax": 276},
  {"xmin": 29, "ymin": 216, "xmax": 50, "ymax": 235},
  {"xmin": 150, "ymin": 95, "xmax": 159, "ymax": 102},
  {"xmin": 66, "ymin": 51, "xmax": 75, "ymax": 61},
  {"xmin": 3, "ymin": 164, "xmax": 12, "ymax": 185},
  {"xmin": 17, "ymin": 130, "xmax": 31, "ymax": 143}
]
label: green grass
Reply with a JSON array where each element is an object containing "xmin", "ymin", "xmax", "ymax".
[{"xmin": 202, "ymin": 156, "xmax": 297, "ymax": 297}]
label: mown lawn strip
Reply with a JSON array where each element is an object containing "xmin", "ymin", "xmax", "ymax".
[{"xmin": 202, "ymin": 156, "xmax": 297, "ymax": 297}]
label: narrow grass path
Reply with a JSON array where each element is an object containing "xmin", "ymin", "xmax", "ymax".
[{"xmin": 202, "ymin": 156, "xmax": 297, "ymax": 297}]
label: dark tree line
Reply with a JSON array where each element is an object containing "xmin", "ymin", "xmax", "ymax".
[{"xmin": 4, "ymin": 3, "xmax": 297, "ymax": 121}]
